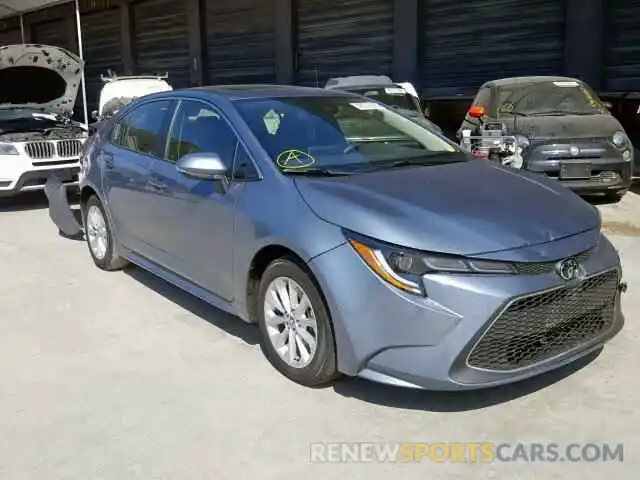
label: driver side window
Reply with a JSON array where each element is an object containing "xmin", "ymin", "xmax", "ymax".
[
  {"xmin": 166, "ymin": 100, "xmax": 236, "ymax": 166},
  {"xmin": 165, "ymin": 99, "xmax": 258, "ymax": 180}
]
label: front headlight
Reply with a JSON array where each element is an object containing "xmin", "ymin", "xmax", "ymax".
[
  {"xmin": 346, "ymin": 232, "xmax": 516, "ymax": 296},
  {"xmin": 612, "ymin": 131, "xmax": 628, "ymax": 148},
  {"xmin": 0, "ymin": 143, "xmax": 19, "ymax": 155}
]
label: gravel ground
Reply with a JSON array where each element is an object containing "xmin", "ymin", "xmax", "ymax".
[{"xmin": 0, "ymin": 187, "xmax": 638, "ymax": 480}]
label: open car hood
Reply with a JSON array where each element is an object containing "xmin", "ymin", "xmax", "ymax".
[{"xmin": 0, "ymin": 44, "xmax": 83, "ymax": 115}]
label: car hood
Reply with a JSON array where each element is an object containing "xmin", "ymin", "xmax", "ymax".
[
  {"xmin": 504, "ymin": 113, "xmax": 624, "ymax": 140},
  {"xmin": 0, "ymin": 44, "xmax": 84, "ymax": 115},
  {"xmin": 294, "ymin": 159, "xmax": 600, "ymax": 257}
]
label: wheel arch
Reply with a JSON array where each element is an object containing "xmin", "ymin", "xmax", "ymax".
[{"xmin": 245, "ymin": 244, "xmax": 332, "ymax": 327}]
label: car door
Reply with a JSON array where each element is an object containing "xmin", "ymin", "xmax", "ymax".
[
  {"xmin": 101, "ymin": 99, "xmax": 176, "ymax": 255},
  {"xmin": 143, "ymin": 98, "xmax": 255, "ymax": 302}
]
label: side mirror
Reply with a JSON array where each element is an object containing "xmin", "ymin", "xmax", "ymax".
[
  {"xmin": 468, "ymin": 105, "xmax": 486, "ymax": 119},
  {"xmin": 602, "ymin": 101, "xmax": 613, "ymax": 109},
  {"xmin": 91, "ymin": 110, "xmax": 99, "ymax": 120},
  {"xmin": 423, "ymin": 107, "xmax": 430, "ymax": 118},
  {"xmin": 177, "ymin": 152, "xmax": 229, "ymax": 187}
]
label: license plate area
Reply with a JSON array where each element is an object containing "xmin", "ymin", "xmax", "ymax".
[{"xmin": 560, "ymin": 162, "xmax": 591, "ymax": 179}]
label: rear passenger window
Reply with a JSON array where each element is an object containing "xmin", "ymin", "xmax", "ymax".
[{"xmin": 111, "ymin": 100, "xmax": 174, "ymax": 157}]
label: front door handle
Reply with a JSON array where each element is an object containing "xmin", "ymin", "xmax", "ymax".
[{"xmin": 148, "ymin": 178, "xmax": 166, "ymax": 191}]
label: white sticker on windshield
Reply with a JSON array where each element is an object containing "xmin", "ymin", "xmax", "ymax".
[
  {"xmin": 553, "ymin": 81, "xmax": 580, "ymax": 87},
  {"xmin": 384, "ymin": 87, "xmax": 406, "ymax": 95},
  {"xmin": 263, "ymin": 109, "xmax": 281, "ymax": 135},
  {"xmin": 350, "ymin": 102, "xmax": 384, "ymax": 111}
]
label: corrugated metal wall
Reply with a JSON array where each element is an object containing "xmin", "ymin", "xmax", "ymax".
[
  {"xmin": 420, "ymin": 0, "xmax": 566, "ymax": 98},
  {"xmin": 0, "ymin": 28, "xmax": 20, "ymax": 45},
  {"xmin": 204, "ymin": 0, "xmax": 277, "ymax": 85},
  {"xmin": 294, "ymin": 0, "xmax": 394, "ymax": 87},
  {"xmin": 132, "ymin": 0, "xmax": 190, "ymax": 88},
  {"xmin": 31, "ymin": 18, "xmax": 74, "ymax": 51},
  {"xmin": 81, "ymin": 7, "xmax": 122, "ymax": 114},
  {"xmin": 603, "ymin": 0, "xmax": 640, "ymax": 92}
]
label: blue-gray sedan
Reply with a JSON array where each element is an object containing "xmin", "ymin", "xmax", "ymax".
[{"xmin": 72, "ymin": 85, "xmax": 626, "ymax": 390}]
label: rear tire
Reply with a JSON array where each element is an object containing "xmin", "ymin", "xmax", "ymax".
[
  {"xmin": 83, "ymin": 195, "xmax": 129, "ymax": 271},
  {"xmin": 257, "ymin": 257, "xmax": 340, "ymax": 387}
]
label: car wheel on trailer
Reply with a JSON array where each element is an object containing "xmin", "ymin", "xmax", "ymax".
[
  {"xmin": 83, "ymin": 195, "xmax": 129, "ymax": 271},
  {"xmin": 257, "ymin": 257, "xmax": 340, "ymax": 387}
]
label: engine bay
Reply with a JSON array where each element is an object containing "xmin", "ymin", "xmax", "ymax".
[{"xmin": 0, "ymin": 112, "xmax": 86, "ymax": 142}]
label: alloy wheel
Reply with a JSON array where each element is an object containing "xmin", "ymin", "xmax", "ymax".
[
  {"xmin": 263, "ymin": 276, "xmax": 319, "ymax": 368},
  {"xmin": 86, "ymin": 205, "xmax": 109, "ymax": 260}
]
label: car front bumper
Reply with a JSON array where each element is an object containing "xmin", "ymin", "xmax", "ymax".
[
  {"xmin": 525, "ymin": 156, "xmax": 633, "ymax": 194},
  {"xmin": 0, "ymin": 164, "xmax": 80, "ymax": 198},
  {"xmin": 309, "ymin": 233, "xmax": 624, "ymax": 391}
]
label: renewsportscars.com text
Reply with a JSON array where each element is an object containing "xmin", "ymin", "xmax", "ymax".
[{"xmin": 310, "ymin": 442, "xmax": 624, "ymax": 463}]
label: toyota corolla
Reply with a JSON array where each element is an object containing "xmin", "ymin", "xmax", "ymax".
[{"xmin": 59, "ymin": 85, "xmax": 626, "ymax": 390}]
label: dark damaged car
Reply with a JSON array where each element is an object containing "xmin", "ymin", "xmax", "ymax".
[
  {"xmin": 459, "ymin": 76, "xmax": 634, "ymax": 201},
  {"xmin": 0, "ymin": 43, "xmax": 87, "ymax": 198}
]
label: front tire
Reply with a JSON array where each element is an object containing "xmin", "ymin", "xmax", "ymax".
[
  {"xmin": 83, "ymin": 195, "xmax": 129, "ymax": 271},
  {"xmin": 257, "ymin": 257, "xmax": 340, "ymax": 387}
]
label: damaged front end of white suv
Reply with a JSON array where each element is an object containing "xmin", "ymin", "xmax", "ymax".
[{"xmin": 0, "ymin": 43, "xmax": 87, "ymax": 199}]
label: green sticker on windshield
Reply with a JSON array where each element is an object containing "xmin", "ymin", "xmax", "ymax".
[
  {"xmin": 276, "ymin": 149, "xmax": 316, "ymax": 169},
  {"xmin": 263, "ymin": 109, "xmax": 281, "ymax": 135}
]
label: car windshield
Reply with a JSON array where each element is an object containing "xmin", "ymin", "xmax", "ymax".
[
  {"xmin": 497, "ymin": 81, "xmax": 606, "ymax": 116},
  {"xmin": 348, "ymin": 87, "xmax": 419, "ymax": 112},
  {"xmin": 234, "ymin": 95, "xmax": 461, "ymax": 175}
]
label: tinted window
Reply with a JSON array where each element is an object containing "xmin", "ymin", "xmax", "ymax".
[
  {"xmin": 234, "ymin": 95, "xmax": 459, "ymax": 173},
  {"xmin": 111, "ymin": 100, "xmax": 174, "ymax": 157},
  {"xmin": 166, "ymin": 100, "xmax": 238, "ymax": 168}
]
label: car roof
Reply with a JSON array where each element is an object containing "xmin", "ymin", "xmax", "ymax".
[
  {"xmin": 482, "ymin": 76, "xmax": 584, "ymax": 89},
  {"xmin": 185, "ymin": 84, "xmax": 354, "ymax": 101}
]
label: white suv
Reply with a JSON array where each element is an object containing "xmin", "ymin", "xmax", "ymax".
[
  {"xmin": 92, "ymin": 73, "xmax": 173, "ymax": 122},
  {"xmin": 0, "ymin": 43, "xmax": 88, "ymax": 198}
]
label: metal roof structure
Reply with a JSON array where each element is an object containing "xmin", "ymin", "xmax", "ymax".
[{"xmin": 0, "ymin": 0, "xmax": 88, "ymax": 126}]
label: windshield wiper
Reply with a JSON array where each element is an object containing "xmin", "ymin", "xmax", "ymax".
[
  {"xmin": 529, "ymin": 110, "xmax": 592, "ymax": 116},
  {"xmin": 504, "ymin": 110, "xmax": 530, "ymax": 117},
  {"xmin": 280, "ymin": 167, "xmax": 352, "ymax": 177},
  {"xmin": 364, "ymin": 152, "xmax": 461, "ymax": 172}
]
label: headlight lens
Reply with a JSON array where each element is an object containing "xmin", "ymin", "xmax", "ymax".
[
  {"xmin": 0, "ymin": 143, "xmax": 19, "ymax": 155},
  {"xmin": 612, "ymin": 131, "xmax": 628, "ymax": 148},
  {"xmin": 346, "ymin": 233, "xmax": 516, "ymax": 296}
]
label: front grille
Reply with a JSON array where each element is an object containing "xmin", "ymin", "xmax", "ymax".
[
  {"xmin": 25, "ymin": 141, "xmax": 55, "ymax": 159},
  {"xmin": 467, "ymin": 269, "xmax": 619, "ymax": 371},
  {"xmin": 513, "ymin": 250, "xmax": 592, "ymax": 276},
  {"xmin": 56, "ymin": 140, "xmax": 82, "ymax": 158}
]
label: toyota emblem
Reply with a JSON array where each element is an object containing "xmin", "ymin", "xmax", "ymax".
[
  {"xmin": 570, "ymin": 146, "xmax": 580, "ymax": 157},
  {"xmin": 556, "ymin": 258, "xmax": 580, "ymax": 281}
]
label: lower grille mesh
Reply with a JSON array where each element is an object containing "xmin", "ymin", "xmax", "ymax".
[{"xmin": 467, "ymin": 270, "xmax": 619, "ymax": 371}]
